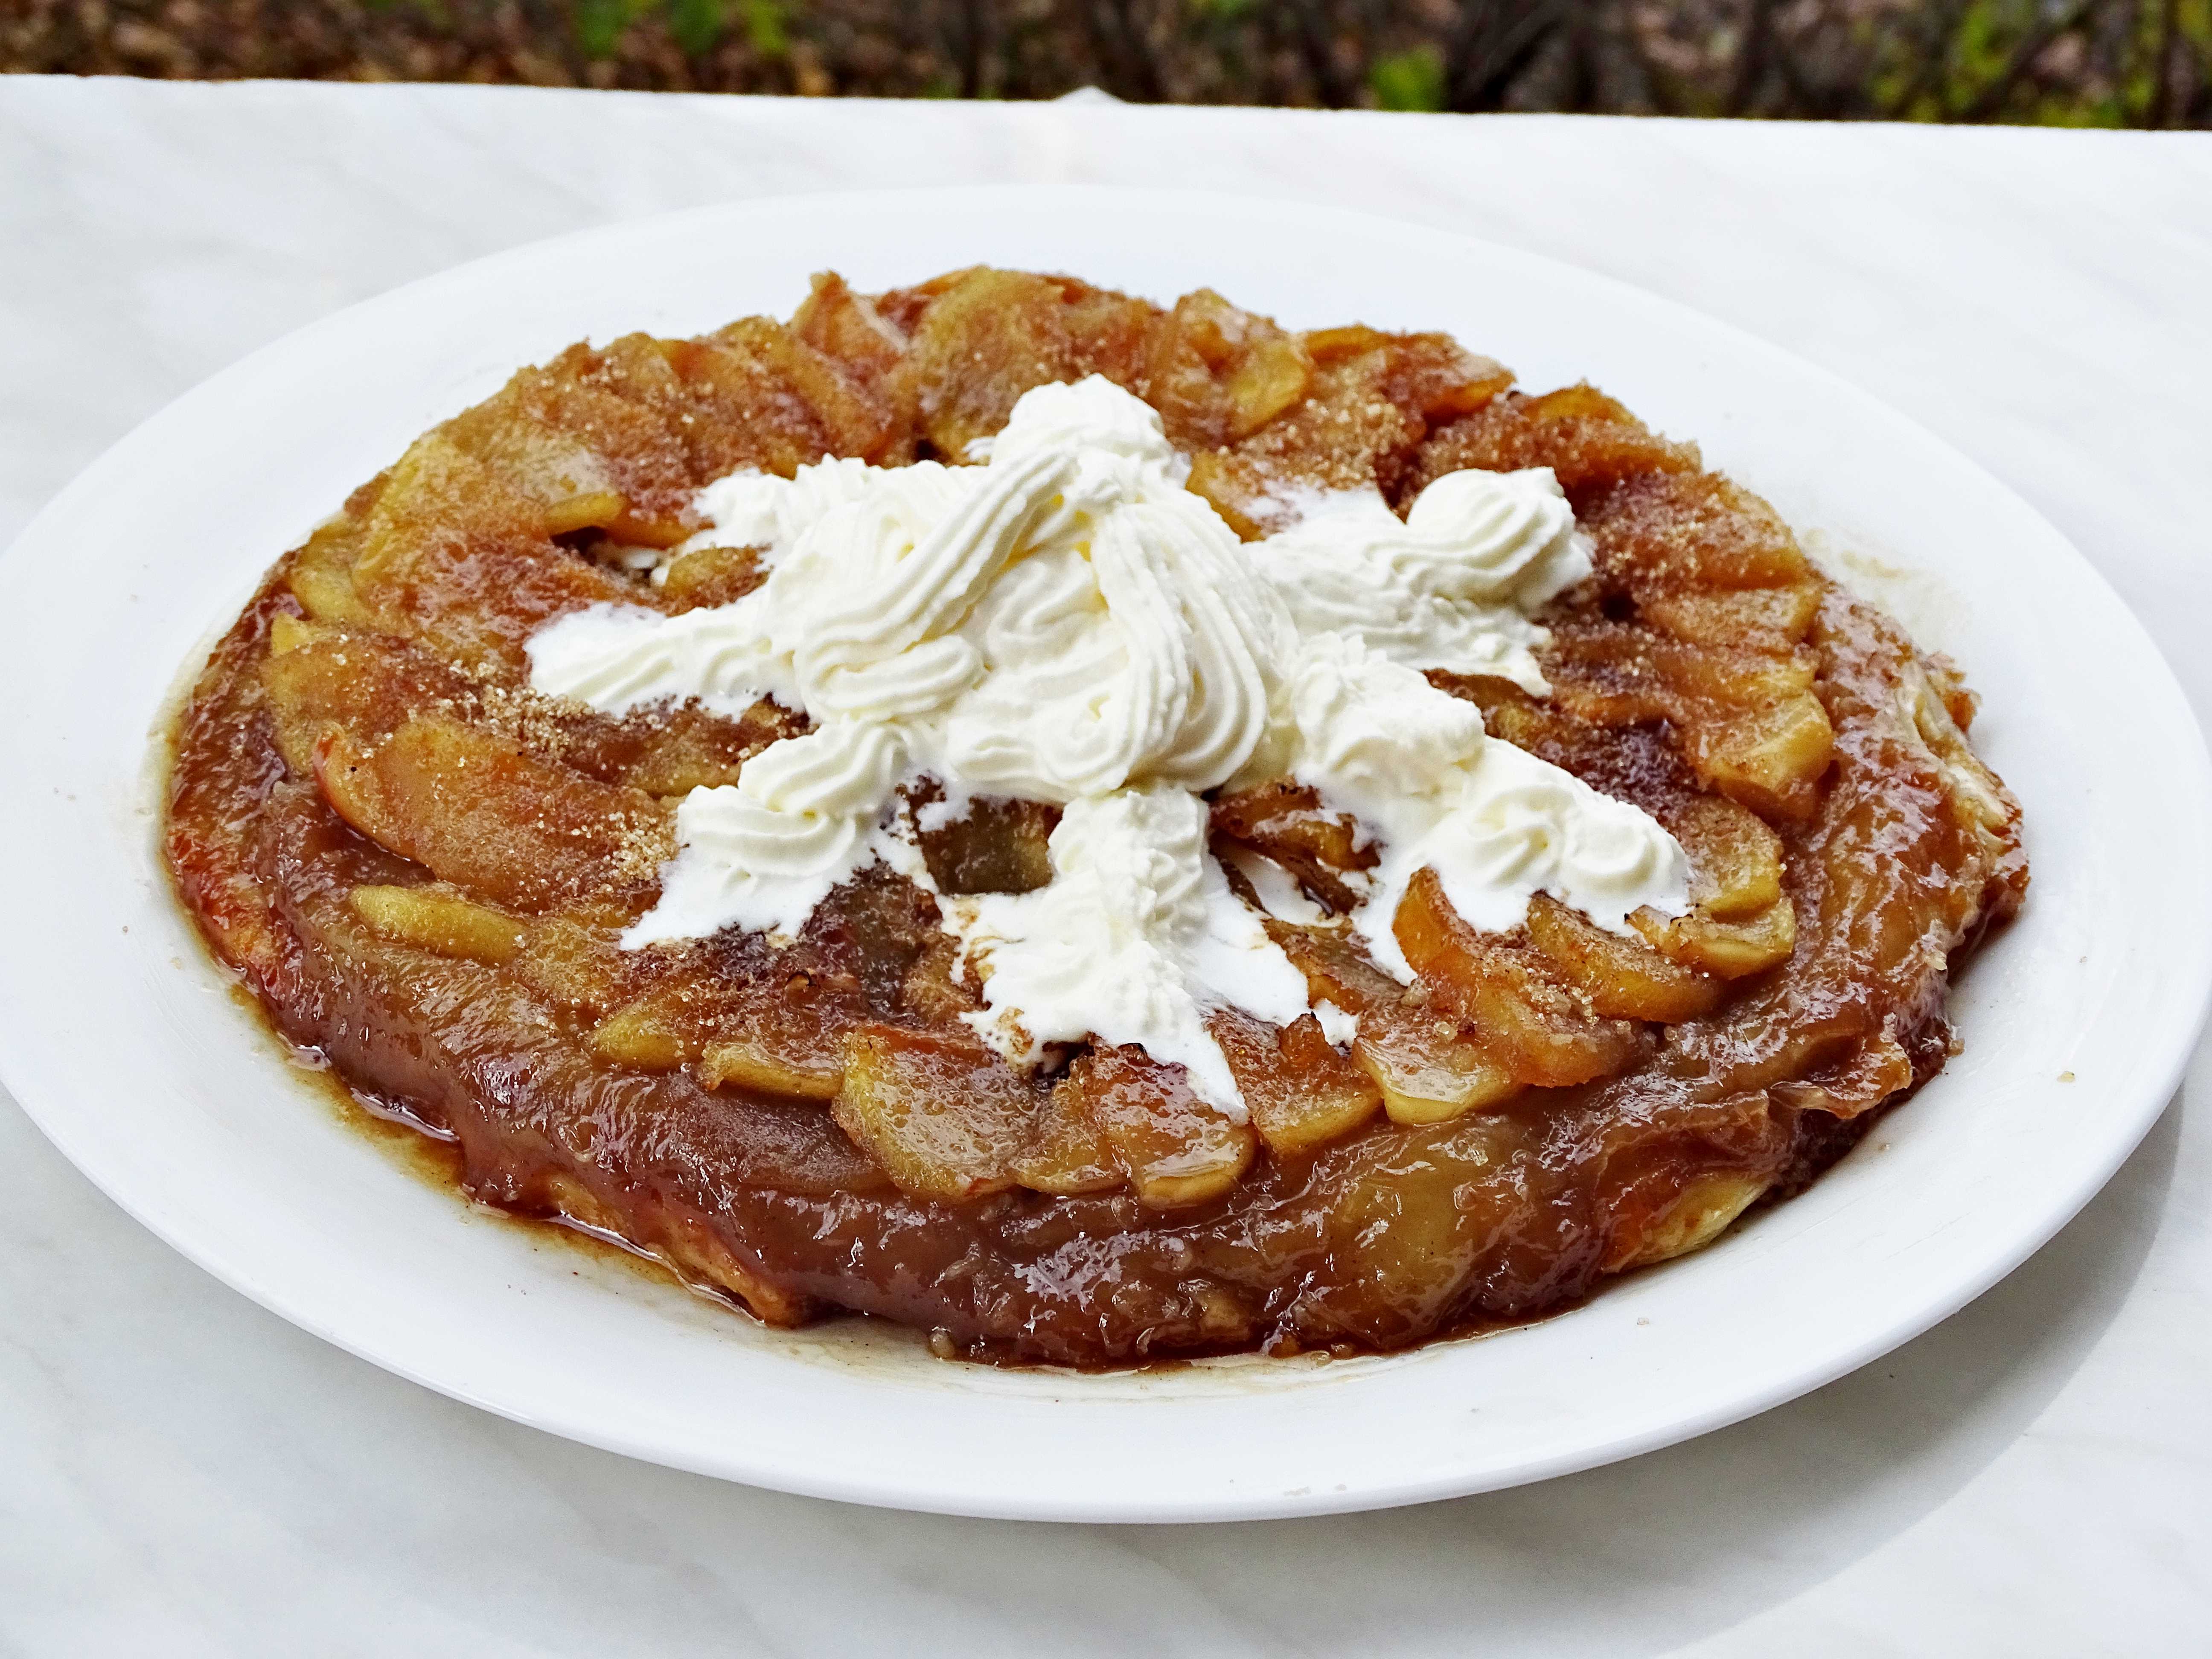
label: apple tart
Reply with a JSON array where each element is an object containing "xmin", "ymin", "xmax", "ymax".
[{"xmin": 164, "ymin": 267, "xmax": 2026, "ymax": 1364}]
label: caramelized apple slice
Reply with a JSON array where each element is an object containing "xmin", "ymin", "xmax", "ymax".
[
  {"xmin": 285, "ymin": 515, "xmax": 383, "ymax": 629},
  {"xmin": 1269, "ymin": 923, "xmax": 1522, "ymax": 1124},
  {"xmin": 1608, "ymin": 1170, "xmax": 1769, "ymax": 1269},
  {"xmin": 1148, "ymin": 288, "xmax": 1268, "ymax": 448},
  {"xmin": 542, "ymin": 491, "xmax": 630, "ymax": 538},
  {"xmin": 1655, "ymin": 639, "xmax": 1818, "ymax": 707},
  {"xmin": 1010, "ymin": 1081, "xmax": 1125, "ymax": 1196},
  {"xmin": 1409, "ymin": 384, "xmax": 1700, "ymax": 505},
  {"xmin": 352, "ymin": 433, "xmax": 534, "ymax": 591},
  {"xmin": 445, "ymin": 392, "xmax": 626, "ymax": 535},
  {"xmin": 715, "ymin": 317, "xmax": 897, "ymax": 463},
  {"xmin": 1068, "ymin": 1044, "xmax": 1256, "ymax": 1209},
  {"xmin": 917, "ymin": 796, "xmax": 1057, "ymax": 895},
  {"xmin": 1685, "ymin": 692, "xmax": 1834, "ymax": 824},
  {"xmin": 903, "ymin": 269, "xmax": 1080, "ymax": 458},
  {"xmin": 592, "ymin": 955, "xmax": 867, "ymax": 1099},
  {"xmin": 1355, "ymin": 1003, "xmax": 1524, "ymax": 1126},
  {"xmin": 789, "ymin": 271, "xmax": 908, "ymax": 389},
  {"xmin": 1583, "ymin": 470, "xmax": 1812, "ymax": 591},
  {"xmin": 1211, "ymin": 1008, "xmax": 1381, "ymax": 1157},
  {"xmin": 831, "ymin": 1026, "xmax": 1038, "ymax": 1203},
  {"xmin": 1542, "ymin": 619, "xmax": 1813, "ymax": 716},
  {"xmin": 899, "ymin": 934, "xmax": 983, "ymax": 1025},
  {"xmin": 451, "ymin": 341, "xmax": 697, "ymax": 541},
  {"xmin": 699, "ymin": 1035, "xmax": 844, "ymax": 1101},
  {"xmin": 658, "ymin": 544, "xmax": 765, "ymax": 611},
  {"xmin": 1377, "ymin": 332, "xmax": 1514, "ymax": 423},
  {"xmin": 315, "ymin": 716, "xmax": 669, "ymax": 911},
  {"xmin": 1636, "ymin": 581, "xmax": 1824, "ymax": 649},
  {"xmin": 263, "ymin": 629, "xmax": 477, "ymax": 778},
  {"xmin": 1183, "ymin": 450, "xmax": 1269, "ymax": 541},
  {"xmin": 668, "ymin": 333, "xmax": 838, "ymax": 481},
  {"xmin": 1524, "ymin": 893, "xmax": 1721, "ymax": 1023},
  {"xmin": 346, "ymin": 431, "xmax": 643, "ymax": 669},
  {"xmin": 1321, "ymin": 1112, "xmax": 1534, "ymax": 1340},
  {"xmin": 1224, "ymin": 335, "xmax": 1313, "ymax": 441},
  {"xmin": 1770, "ymin": 1024, "xmax": 1918, "ymax": 1118},
  {"xmin": 265, "ymin": 612, "xmax": 315, "ymax": 657},
  {"xmin": 1211, "ymin": 780, "xmax": 1373, "ymax": 912},
  {"xmin": 1266, "ymin": 919, "xmax": 1385, "ymax": 1012},
  {"xmin": 349, "ymin": 884, "xmax": 524, "ymax": 965},
  {"xmin": 604, "ymin": 707, "xmax": 769, "ymax": 797},
  {"xmin": 1667, "ymin": 794, "xmax": 1786, "ymax": 918},
  {"xmin": 590, "ymin": 991, "xmax": 693, "ymax": 1072},
  {"xmin": 1540, "ymin": 621, "xmax": 1835, "ymax": 823},
  {"xmin": 1303, "ymin": 324, "xmax": 1389, "ymax": 362},
  {"xmin": 516, "ymin": 914, "xmax": 633, "ymax": 1015},
  {"xmin": 1394, "ymin": 869, "xmax": 1644, "ymax": 1087},
  {"xmin": 1632, "ymin": 894, "xmax": 1796, "ymax": 979}
]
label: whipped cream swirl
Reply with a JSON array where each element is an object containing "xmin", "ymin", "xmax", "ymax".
[
  {"xmin": 1270, "ymin": 633, "xmax": 1686, "ymax": 978},
  {"xmin": 1256, "ymin": 468, "xmax": 1590, "ymax": 693},
  {"xmin": 944, "ymin": 786, "xmax": 1313, "ymax": 1118},
  {"xmin": 527, "ymin": 375, "xmax": 1688, "ymax": 1115}
]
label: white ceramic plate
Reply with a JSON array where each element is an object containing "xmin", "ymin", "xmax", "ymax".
[{"xmin": 3, "ymin": 188, "xmax": 2206, "ymax": 1524}]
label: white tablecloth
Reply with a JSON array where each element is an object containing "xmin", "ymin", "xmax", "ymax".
[{"xmin": 3, "ymin": 78, "xmax": 2207, "ymax": 1656}]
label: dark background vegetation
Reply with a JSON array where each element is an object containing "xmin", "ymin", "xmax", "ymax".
[{"xmin": 6, "ymin": 0, "xmax": 2207, "ymax": 125}]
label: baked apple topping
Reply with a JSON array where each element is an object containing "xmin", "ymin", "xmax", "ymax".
[{"xmin": 164, "ymin": 267, "xmax": 2025, "ymax": 1364}]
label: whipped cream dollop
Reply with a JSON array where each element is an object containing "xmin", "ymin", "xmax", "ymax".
[
  {"xmin": 943, "ymin": 786, "xmax": 1312, "ymax": 1120},
  {"xmin": 1271, "ymin": 633, "xmax": 1688, "ymax": 979},
  {"xmin": 1257, "ymin": 470, "xmax": 1589, "ymax": 694},
  {"xmin": 633, "ymin": 719, "xmax": 902, "ymax": 944},
  {"xmin": 527, "ymin": 375, "xmax": 1687, "ymax": 1115}
]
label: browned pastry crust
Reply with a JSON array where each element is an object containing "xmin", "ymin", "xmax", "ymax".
[{"xmin": 164, "ymin": 269, "xmax": 2026, "ymax": 1365}]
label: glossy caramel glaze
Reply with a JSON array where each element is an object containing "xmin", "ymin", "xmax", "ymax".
[{"xmin": 164, "ymin": 270, "xmax": 2025, "ymax": 1365}]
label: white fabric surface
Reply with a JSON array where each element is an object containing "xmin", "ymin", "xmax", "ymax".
[{"xmin": 3, "ymin": 77, "xmax": 2208, "ymax": 1656}]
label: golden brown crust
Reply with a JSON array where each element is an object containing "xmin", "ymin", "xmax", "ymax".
[{"xmin": 161, "ymin": 268, "xmax": 2024, "ymax": 1365}]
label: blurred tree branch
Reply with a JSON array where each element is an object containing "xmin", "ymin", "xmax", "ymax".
[
  {"xmin": 0, "ymin": 0, "xmax": 2201, "ymax": 127},
  {"xmin": 1959, "ymin": 0, "xmax": 2102, "ymax": 121},
  {"xmin": 1445, "ymin": 0, "xmax": 1570, "ymax": 111}
]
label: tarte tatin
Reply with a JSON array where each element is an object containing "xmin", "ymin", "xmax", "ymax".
[{"xmin": 165, "ymin": 268, "xmax": 2025, "ymax": 1365}]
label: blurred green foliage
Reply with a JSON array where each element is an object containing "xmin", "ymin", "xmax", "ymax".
[
  {"xmin": 739, "ymin": 0, "xmax": 789, "ymax": 59},
  {"xmin": 573, "ymin": 0, "xmax": 630, "ymax": 61},
  {"xmin": 571, "ymin": 0, "xmax": 783, "ymax": 61},
  {"xmin": 665, "ymin": 0, "xmax": 727, "ymax": 59},
  {"xmin": 1369, "ymin": 45, "xmax": 1445, "ymax": 111}
]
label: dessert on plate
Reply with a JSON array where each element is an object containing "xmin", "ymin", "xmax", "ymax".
[{"xmin": 164, "ymin": 267, "xmax": 2026, "ymax": 1365}]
